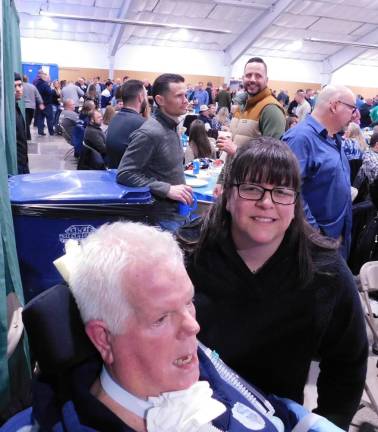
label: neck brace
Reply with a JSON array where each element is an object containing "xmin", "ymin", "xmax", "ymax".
[
  {"xmin": 100, "ymin": 366, "xmax": 153, "ymax": 418},
  {"xmin": 100, "ymin": 366, "xmax": 226, "ymax": 431}
]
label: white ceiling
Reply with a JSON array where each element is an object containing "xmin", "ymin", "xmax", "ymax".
[{"xmin": 14, "ymin": 0, "xmax": 378, "ymax": 72}]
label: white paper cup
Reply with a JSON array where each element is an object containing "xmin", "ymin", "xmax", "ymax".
[{"xmin": 218, "ymin": 130, "xmax": 232, "ymax": 140}]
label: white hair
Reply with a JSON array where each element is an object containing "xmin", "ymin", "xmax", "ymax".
[
  {"xmin": 315, "ymin": 84, "xmax": 354, "ymax": 108},
  {"xmin": 69, "ymin": 222, "xmax": 183, "ymax": 334}
]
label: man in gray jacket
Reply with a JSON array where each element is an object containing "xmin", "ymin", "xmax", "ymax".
[
  {"xmin": 22, "ymin": 75, "xmax": 44, "ymax": 140},
  {"xmin": 117, "ymin": 73, "xmax": 193, "ymax": 230},
  {"xmin": 61, "ymin": 81, "xmax": 84, "ymax": 111}
]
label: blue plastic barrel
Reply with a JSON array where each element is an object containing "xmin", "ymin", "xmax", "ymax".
[{"xmin": 9, "ymin": 170, "xmax": 154, "ymax": 301}]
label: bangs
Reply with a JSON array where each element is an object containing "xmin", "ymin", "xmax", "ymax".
[{"xmin": 227, "ymin": 138, "xmax": 300, "ymax": 190}]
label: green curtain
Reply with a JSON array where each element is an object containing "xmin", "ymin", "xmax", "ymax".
[{"xmin": 0, "ymin": 0, "xmax": 30, "ymax": 414}]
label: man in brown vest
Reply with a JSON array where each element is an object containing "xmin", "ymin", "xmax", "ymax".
[{"xmin": 215, "ymin": 57, "xmax": 285, "ymax": 195}]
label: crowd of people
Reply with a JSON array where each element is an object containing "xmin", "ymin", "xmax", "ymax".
[{"xmin": 12, "ymin": 56, "xmax": 378, "ymax": 431}]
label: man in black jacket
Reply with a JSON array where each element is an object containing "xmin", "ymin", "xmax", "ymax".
[
  {"xmin": 34, "ymin": 70, "xmax": 54, "ymax": 136},
  {"xmin": 14, "ymin": 72, "xmax": 29, "ymax": 174},
  {"xmin": 84, "ymin": 110, "xmax": 106, "ymax": 157},
  {"xmin": 106, "ymin": 80, "xmax": 146, "ymax": 168}
]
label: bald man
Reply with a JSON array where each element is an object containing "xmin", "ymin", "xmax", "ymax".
[{"xmin": 283, "ymin": 85, "xmax": 356, "ymax": 258}]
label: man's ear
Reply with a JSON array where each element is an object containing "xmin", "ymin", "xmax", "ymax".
[
  {"xmin": 155, "ymin": 94, "xmax": 164, "ymax": 107},
  {"xmin": 329, "ymin": 100, "xmax": 337, "ymax": 113},
  {"xmin": 86, "ymin": 320, "xmax": 114, "ymax": 365}
]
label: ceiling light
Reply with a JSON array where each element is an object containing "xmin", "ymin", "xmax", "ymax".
[
  {"xmin": 38, "ymin": 11, "xmax": 231, "ymax": 35},
  {"xmin": 176, "ymin": 28, "xmax": 190, "ymax": 41},
  {"xmin": 305, "ymin": 37, "xmax": 378, "ymax": 49},
  {"xmin": 286, "ymin": 40, "xmax": 303, "ymax": 51},
  {"xmin": 40, "ymin": 16, "xmax": 58, "ymax": 30},
  {"xmin": 213, "ymin": 0, "xmax": 269, "ymax": 9}
]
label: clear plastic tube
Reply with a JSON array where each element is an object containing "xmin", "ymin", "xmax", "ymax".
[{"xmin": 199, "ymin": 342, "xmax": 275, "ymax": 417}]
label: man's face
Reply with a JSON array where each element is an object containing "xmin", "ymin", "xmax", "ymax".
[
  {"xmin": 209, "ymin": 105, "xmax": 216, "ymax": 116},
  {"xmin": 332, "ymin": 91, "xmax": 357, "ymax": 130},
  {"xmin": 243, "ymin": 62, "xmax": 268, "ymax": 96},
  {"xmin": 67, "ymin": 101, "xmax": 75, "ymax": 111},
  {"xmin": 201, "ymin": 109, "xmax": 210, "ymax": 118},
  {"xmin": 295, "ymin": 92, "xmax": 304, "ymax": 104},
  {"xmin": 92, "ymin": 110, "xmax": 103, "ymax": 125},
  {"xmin": 14, "ymin": 80, "xmax": 23, "ymax": 100},
  {"xmin": 158, "ymin": 82, "xmax": 188, "ymax": 117},
  {"xmin": 198, "ymin": 82, "xmax": 203, "ymax": 90},
  {"xmin": 108, "ymin": 263, "xmax": 200, "ymax": 398}
]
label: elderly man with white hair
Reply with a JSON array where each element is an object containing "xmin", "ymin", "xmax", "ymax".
[
  {"xmin": 30, "ymin": 222, "xmax": 343, "ymax": 432},
  {"xmin": 283, "ymin": 85, "xmax": 357, "ymax": 258}
]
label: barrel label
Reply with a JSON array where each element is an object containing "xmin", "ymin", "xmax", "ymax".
[{"xmin": 59, "ymin": 224, "xmax": 96, "ymax": 244}]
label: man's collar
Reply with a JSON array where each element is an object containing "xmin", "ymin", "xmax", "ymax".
[
  {"xmin": 307, "ymin": 115, "xmax": 329, "ymax": 138},
  {"xmin": 244, "ymin": 87, "xmax": 272, "ymax": 110},
  {"xmin": 154, "ymin": 108, "xmax": 179, "ymax": 129},
  {"xmin": 121, "ymin": 107, "xmax": 139, "ymax": 114}
]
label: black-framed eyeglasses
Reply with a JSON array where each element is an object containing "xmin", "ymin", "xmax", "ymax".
[
  {"xmin": 337, "ymin": 100, "xmax": 357, "ymax": 114},
  {"xmin": 233, "ymin": 183, "xmax": 298, "ymax": 205}
]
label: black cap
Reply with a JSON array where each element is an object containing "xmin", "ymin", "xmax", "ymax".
[{"xmin": 14, "ymin": 72, "xmax": 22, "ymax": 81}]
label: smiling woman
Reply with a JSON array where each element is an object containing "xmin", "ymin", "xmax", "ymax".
[{"xmin": 187, "ymin": 137, "xmax": 369, "ymax": 430}]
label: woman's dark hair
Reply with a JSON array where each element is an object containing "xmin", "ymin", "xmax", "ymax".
[
  {"xmin": 285, "ymin": 115, "xmax": 298, "ymax": 131},
  {"xmin": 102, "ymin": 105, "xmax": 116, "ymax": 125},
  {"xmin": 189, "ymin": 120, "xmax": 212, "ymax": 158},
  {"xmin": 196, "ymin": 137, "xmax": 336, "ymax": 287},
  {"xmin": 86, "ymin": 84, "xmax": 97, "ymax": 99},
  {"xmin": 81, "ymin": 100, "xmax": 95, "ymax": 116}
]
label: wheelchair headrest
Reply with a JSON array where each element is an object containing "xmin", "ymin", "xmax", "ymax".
[{"xmin": 22, "ymin": 284, "xmax": 97, "ymax": 375}]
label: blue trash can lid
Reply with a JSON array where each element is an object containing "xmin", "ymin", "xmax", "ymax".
[{"xmin": 9, "ymin": 170, "xmax": 152, "ymax": 204}]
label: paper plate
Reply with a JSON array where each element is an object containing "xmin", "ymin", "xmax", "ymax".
[
  {"xmin": 184, "ymin": 170, "xmax": 197, "ymax": 177},
  {"xmin": 184, "ymin": 170, "xmax": 212, "ymax": 178},
  {"xmin": 186, "ymin": 178, "xmax": 209, "ymax": 188}
]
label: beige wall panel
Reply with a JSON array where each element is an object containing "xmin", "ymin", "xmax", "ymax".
[
  {"xmin": 59, "ymin": 67, "xmax": 224, "ymax": 87},
  {"xmin": 59, "ymin": 68, "xmax": 378, "ymax": 100}
]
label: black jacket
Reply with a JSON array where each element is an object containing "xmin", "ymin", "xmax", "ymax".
[
  {"xmin": 106, "ymin": 108, "xmax": 145, "ymax": 169},
  {"xmin": 187, "ymin": 232, "xmax": 368, "ymax": 430},
  {"xmin": 35, "ymin": 78, "xmax": 53, "ymax": 105},
  {"xmin": 84, "ymin": 124, "xmax": 106, "ymax": 156},
  {"xmin": 15, "ymin": 102, "xmax": 29, "ymax": 173}
]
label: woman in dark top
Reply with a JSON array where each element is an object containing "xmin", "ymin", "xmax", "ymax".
[
  {"xmin": 184, "ymin": 119, "xmax": 216, "ymax": 164},
  {"xmin": 187, "ymin": 137, "xmax": 368, "ymax": 430}
]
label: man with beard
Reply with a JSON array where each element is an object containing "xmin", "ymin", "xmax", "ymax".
[
  {"xmin": 106, "ymin": 80, "xmax": 147, "ymax": 168},
  {"xmin": 214, "ymin": 57, "xmax": 285, "ymax": 195}
]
